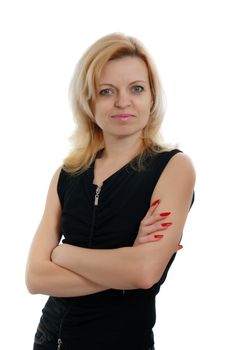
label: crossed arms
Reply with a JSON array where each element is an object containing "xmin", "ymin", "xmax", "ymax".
[{"xmin": 25, "ymin": 153, "xmax": 195, "ymax": 297}]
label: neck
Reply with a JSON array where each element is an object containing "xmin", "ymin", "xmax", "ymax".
[{"xmin": 101, "ymin": 134, "xmax": 144, "ymax": 163}]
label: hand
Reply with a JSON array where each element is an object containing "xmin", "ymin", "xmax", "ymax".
[
  {"xmin": 134, "ymin": 199, "xmax": 183, "ymax": 251},
  {"xmin": 134, "ymin": 199, "xmax": 173, "ymax": 246},
  {"xmin": 134, "ymin": 199, "xmax": 183, "ymax": 253}
]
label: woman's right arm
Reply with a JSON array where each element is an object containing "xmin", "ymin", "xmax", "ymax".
[{"xmin": 25, "ymin": 167, "xmax": 108, "ymax": 297}]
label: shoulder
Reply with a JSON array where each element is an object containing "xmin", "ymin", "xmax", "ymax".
[
  {"xmin": 150, "ymin": 149, "xmax": 195, "ymax": 182},
  {"xmin": 163, "ymin": 151, "xmax": 196, "ymax": 185},
  {"xmin": 54, "ymin": 165, "xmax": 64, "ymax": 178},
  {"xmin": 54, "ymin": 166, "xmax": 69, "ymax": 199},
  {"xmin": 50, "ymin": 166, "xmax": 64, "ymax": 186},
  {"xmin": 45, "ymin": 166, "xmax": 63, "ymax": 198},
  {"xmin": 151, "ymin": 151, "xmax": 196, "ymax": 203}
]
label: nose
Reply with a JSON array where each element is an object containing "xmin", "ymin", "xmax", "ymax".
[{"xmin": 114, "ymin": 90, "xmax": 131, "ymax": 109}]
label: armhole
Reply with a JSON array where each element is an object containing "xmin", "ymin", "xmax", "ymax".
[
  {"xmin": 150, "ymin": 148, "xmax": 182, "ymax": 191},
  {"xmin": 57, "ymin": 167, "xmax": 67, "ymax": 207},
  {"xmin": 157, "ymin": 148, "xmax": 183, "ymax": 169},
  {"xmin": 168, "ymin": 148, "xmax": 183, "ymax": 158},
  {"xmin": 156, "ymin": 149, "xmax": 195, "ymax": 209},
  {"xmin": 169, "ymin": 149, "xmax": 195, "ymax": 209}
]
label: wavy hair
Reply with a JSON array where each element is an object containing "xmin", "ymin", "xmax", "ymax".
[{"xmin": 64, "ymin": 33, "xmax": 172, "ymax": 173}]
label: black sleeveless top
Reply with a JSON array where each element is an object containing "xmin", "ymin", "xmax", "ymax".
[{"xmin": 39, "ymin": 149, "xmax": 190, "ymax": 350}]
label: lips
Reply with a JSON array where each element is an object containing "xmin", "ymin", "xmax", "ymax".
[{"xmin": 111, "ymin": 114, "xmax": 135, "ymax": 121}]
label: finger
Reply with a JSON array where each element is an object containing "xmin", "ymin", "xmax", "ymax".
[
  {"xmin": 142, "ymin": 212, "xmax": 171, "ymax": 226},
  {"xmin": 143, "ymin": 199, "xmax": 160, "ymax": 220},
  {"xmin": 140, "ymin": 225, "xmax": 167, "ymax": 236},
  {"xmin": 144, "ymin": 211, "xmax": 171, "ymax": 225},
  {"xmin": 176, "ymin": 244, "xmax": 183, "ymax": 251},
  {"xmin": 138, "ymin": 233, "xmax": 164, "ymax": 244},
  {"xmin": 141, "ymin": 221, "xmax": 173, "ymax": 236}
]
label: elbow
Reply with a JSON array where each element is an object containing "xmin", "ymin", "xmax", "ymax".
[
  {"xmin": 25, "ymin": 261, "xmax": 58, "ymax": 295},
  {"xmin": 136, "ymin": 275, "xmax": 158, "ymax": 290},
  {"xmin": 25, "ymin": 273, "xmax": 39, "ymax": 294},
  {"xmin": 132, "ymin": 246, "xmax": 172, "ymax": 289},
  {"xmin": 25, "ymin": 264, "xmax": 47, "ymax": 295},
  {"xmin": 135, "ymin": 265, "xmax": 163, "ymax": 290},
  {"xmin": 27, "ymin": 285, "xmax": 38, "ymax": 295},
  {"xmin": 26, "ymin": 272, "xmax": 49, "ymax": 295}
]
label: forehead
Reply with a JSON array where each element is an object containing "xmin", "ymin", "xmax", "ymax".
[{"xmin": 99, "ymin": 56, "xmax": 149, "ymax": 84}]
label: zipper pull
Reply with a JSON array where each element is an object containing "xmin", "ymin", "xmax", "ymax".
[
  {"xmin": 94, "ymin": 185, "xmax": 102, "ymax": 206},
  {"xmin": 57, "ymin": 338, "xmax": 62, "ymax": 350}
]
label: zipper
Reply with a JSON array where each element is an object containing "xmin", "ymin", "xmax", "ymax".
[
  {"xmin": 94, "ymin": 185, "xmax": 102, "ymax": 206},
  {"xmin": 57, "ymin": 338, "xmax": 62, "ymax": 350},
  {"xmin": 88, "ymin": 184, "xmax": 102, "ymax": 247},
  {"xmin": 57, "ymin": 300, "xmax": 74, "ymax": 349},
  {"xmin": 58, "ymin": 182, "xmax": 125, "ymax": 348},
  {"xmin": 94, "ymin": 185, "xmax": 125, "ymax": 296}
]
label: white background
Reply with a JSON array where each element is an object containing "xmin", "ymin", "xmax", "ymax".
[{"xmin": 1, "ymin": 0, "xmax": 232, "ymax": 349}]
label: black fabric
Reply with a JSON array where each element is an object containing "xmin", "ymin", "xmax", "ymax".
[
  {"xmin": 36, "ymin": 149, "xmax": 187, "ymax": 350},
  {"xmin": 33, "ymin": 325, "xmax": 57, "ymax": 350}
]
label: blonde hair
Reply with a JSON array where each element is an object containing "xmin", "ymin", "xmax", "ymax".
[{"xmin": 64, "ymin": 33, "xmax": 172, "ymax": 173}]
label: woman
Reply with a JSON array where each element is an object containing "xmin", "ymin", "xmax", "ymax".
[{"xmin": 26, "ymin": 33, "xmax": 195, "ymax": 350}]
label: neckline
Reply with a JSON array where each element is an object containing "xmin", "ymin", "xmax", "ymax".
[
  {"xmin": 91, "ymin": 152, "xmax": 141, "ymax": 187},
  {"xmin": 91, "ymin": 159, "xmax": 130, "ymax": 187}
]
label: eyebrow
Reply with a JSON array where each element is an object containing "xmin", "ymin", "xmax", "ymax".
[{"xmin": 99, "ymin": 80, "xmax": 147, "ymax": 86}]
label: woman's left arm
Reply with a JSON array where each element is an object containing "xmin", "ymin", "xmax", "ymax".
[{"xmin": 52, "ymin": 153, "xmax": 195, "ymax": 290}]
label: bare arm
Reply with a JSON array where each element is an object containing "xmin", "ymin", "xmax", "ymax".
[
  {"xmin": 52, "ymin": 153, "xmax": 195, "ymax": 290},
  {"xmin": 25, "ymin": 167, "xmax": 108, "ymax": 297}
]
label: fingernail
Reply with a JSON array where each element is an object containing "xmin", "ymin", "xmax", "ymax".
[
  {"xmin": 154, "ymin": 234, "xmax": 164, "ymax": 238},
  {"xmin": 161, "ymin": 222, "xmax": 172, "ymax": 227},
  {"xmin": 151, "ymin": 199, "xmax": 160, "ymax": 207},
  {"xmin": 160, "ymin": 212, "xmax": 171, "ymax": 217}
]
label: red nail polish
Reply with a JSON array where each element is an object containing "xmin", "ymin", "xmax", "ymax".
[
  {"xmin": 161, "ymin": 222, "xmax": 172, "ymax": 227},
  {"xmin": 154, "ymin": 234, "xmax": 164, "ymax": 238},
  {"xmin": 160, "ymin": 212, "xmax": 171, "ymax": 217},
  {"xmin": 151, "ymin": 199, "xmax": 160, "ymax": 207}
]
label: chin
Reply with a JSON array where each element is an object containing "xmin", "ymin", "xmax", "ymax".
[{"xmin": 110, "ymin": 129, "xmax": 143, "ymax": 138}]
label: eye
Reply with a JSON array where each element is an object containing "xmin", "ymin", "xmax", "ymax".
[
  {"xmin": 99, "ymin": 88, "xmax": 114, "ymax": 96},
  {"xmin": 131, "ymin": 85, "xmax": 144, "ymax": 93}
]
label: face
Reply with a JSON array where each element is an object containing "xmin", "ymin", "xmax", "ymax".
[{"xmin": 93, "ymin": 56, "xmax": 152, "ymax": 139}]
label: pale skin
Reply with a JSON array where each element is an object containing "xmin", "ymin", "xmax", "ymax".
[{"xmin": 26, "ymin": 56, "xmax": 195, "ymax": 296}]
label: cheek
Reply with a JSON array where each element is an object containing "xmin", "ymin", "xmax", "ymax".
[
  {"xmin": 138, "ymin": 100, "xmax": 151, "ymax": 119},
  {"xmin": 94, "ymin": 111, "xmax": 109, "ymax": 130},
  {"xmin": 93, "ymin": 100, "xmax": 110, "ymax": 116},
  {"xmin": 142, "ymin": 115, "xmax": 150, "ymax": 129},
  {"xmin": 93, "ymin": 105, "xmax": 103, "ymax": 126},
  {"xmin": 93, "ymin": 100, "xmax": 114, "ymax": 124},
  {"xmin": 94, "ymin": 115, "xmax": 104, "ymax": 129}
]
